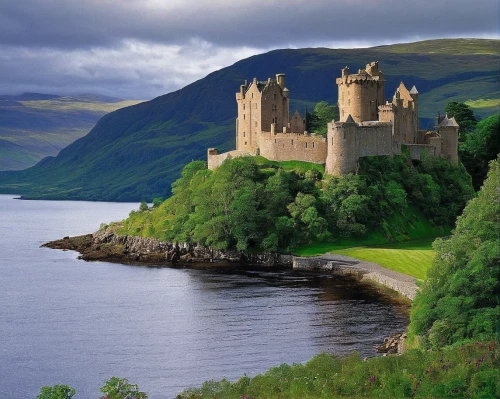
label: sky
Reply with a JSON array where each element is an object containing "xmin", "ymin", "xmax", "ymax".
[{"xmin": 1, "ymin": 0, "xmax": 498, "ymax": 100}]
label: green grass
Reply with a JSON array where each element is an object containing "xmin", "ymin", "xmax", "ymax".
[
  {"xmin": 254, "ymin": 155, "xmax": 325, "ymax": 174},
  {"xmin": 332, "ymin": 244, "xmax": 434, "ymax": 280},
  {"xmin": 465, "ymin": 98, "xmax": 500, "ymax": 109},
  {"xmin": 20, "ymin": 99, "xmax": 144, "ymax": 113},
  {"xmin": 177, "ymin": 341, "xmax": 500, "ymax": 399},
  {"xmin": 293, "ymin": 206, "xmax": 450, "ymax": 279}
]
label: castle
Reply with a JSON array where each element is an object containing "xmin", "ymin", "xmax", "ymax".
[{"xmin": 207, "ymin": 62, "xmax": 458, "ymax": 174}]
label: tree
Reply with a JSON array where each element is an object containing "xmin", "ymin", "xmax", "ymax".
[
  {"xmin": 444, "ymin": 101, "xmax": 478, "ymax": 140},
  {"xmin": 100, "ymin": 377, "xmax": 148, "ymax": 399},
  {"xmin": 459, "ymin": 114, "xmax": 500, "ymax": 190},
  {"xmin": 139, "ymin": 201, "xmax": 149, "ymax": 212},
  {"xmin": 37, "ymin": 385, "xmax": 75, "ymax": 399},
  {"xmin": 306, "ymin": 101, "xmax": 338, "ymax": 135},
  {"xmin": 409, "ymin": 157, "xmax": 500, "ymax": 349}
]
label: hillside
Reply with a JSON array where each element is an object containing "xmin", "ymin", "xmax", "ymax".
[
  {"xmin": 0, "ymin": 38, "xmax": 497, "ymax": 201},
  {"xmin": 0, "ymin": 93, "xmax": 143, "ymax": 170}
]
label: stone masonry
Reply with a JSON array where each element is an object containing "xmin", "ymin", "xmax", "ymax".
[{"xmin": 207, "ymin": 62, "xmax": 459, "ymax": 174}]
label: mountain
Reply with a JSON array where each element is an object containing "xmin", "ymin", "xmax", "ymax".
[
  {"xmin": 0, "ymin": 94, "xmax": 144, "ymax": 171},
  {"xmin": 0, "ymin": 38, "xmax": 498, "ymax": 202}
]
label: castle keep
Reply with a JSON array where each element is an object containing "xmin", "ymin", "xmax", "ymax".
[{"xmin": 207, "ymin": 62, "xmax": 458, "ymax": 173}]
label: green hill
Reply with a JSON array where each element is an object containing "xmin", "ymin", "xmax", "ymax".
[
  {"xmin": 0, "ymin": 93, "xmax": 143, "ymax": 171},
  {"xmin": 0, "ymin": 39, "xmax": 497, "ymax": 201}
]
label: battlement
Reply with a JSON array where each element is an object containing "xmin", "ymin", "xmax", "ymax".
[{"xmin": 209, "ymin": 62, "xmax": 458, "ymax": 172}]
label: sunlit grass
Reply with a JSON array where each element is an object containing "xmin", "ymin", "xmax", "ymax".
[
  {"xmin": 465, "ymin": 98, "xmax": 500, "ymax": 109},
  {"xmin": 20, "ymin": 99, "xmax": 144, "ymax": 113},
  {"xmin": 331, "ymin": 245, "xmax": 434, "ymax": 280}
]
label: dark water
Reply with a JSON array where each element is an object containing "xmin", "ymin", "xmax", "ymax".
[{"xmin": 0, "ymin": 194, "xmax": 408, "ymax": 398}]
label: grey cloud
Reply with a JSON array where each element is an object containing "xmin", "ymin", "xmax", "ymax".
[{"xmin": 0, "ymin": 0, "xmax": 498, "ymax": 50}]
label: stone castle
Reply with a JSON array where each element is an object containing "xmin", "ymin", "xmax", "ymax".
[{"xmin": 207, "ymin": 61, "xmax": 458, "ymax": 174}]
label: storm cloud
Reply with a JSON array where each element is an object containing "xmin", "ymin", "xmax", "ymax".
[{"xmin": 1, "ymin": 0, "xmax": 498, "ymax": 99}]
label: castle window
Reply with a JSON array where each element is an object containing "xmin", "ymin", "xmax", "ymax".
[
  {"xmin": 255, "ymin": 103, "xmax": 258, "ymax": 109},
  {"xmin": 291, "ymin": 139, "xmax": 294, "ymax": 145},
  {"xmin": 312, "ymin": 142, "xmax": 315, "ymax": 148},
  {"xmin": 348, "ymin": 99, "xmax": 350, "ymax": 106},
  {"xmin": 251, "ymin": 93, "xmax": 253, "ymax": 99},
  {"xmin": 255, "ymin": 121, "xmax": 257, "ymax": 127},
  {"xmin": 243, "ymin": 132, "xmax": 246, "ymax": 137},
  {"xmin": 243, "ymin": 104, "xmax": 245, "ymax": 110},
  {"xmin": 332, "ymin": 137, "xmax": 334, "ymax": 145},
  {"xmin": 243, "ymin": 114, "xmax": 245, "ymax": 120},
  {"xmin": 275, "ymin": 139, "xmax": 277, "ymax": 143},
  {"xmin": 305, "ymin": 142, "xmax": 308, "ymax": 148},
  {"xmin": 274, "ymin": 93, "xmax": 276, "ymax": 100},
  {"xmin": 245, "ymin": 141, "xmax": 247, "ymax": 145}
]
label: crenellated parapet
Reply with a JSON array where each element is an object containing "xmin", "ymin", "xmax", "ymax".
[{"xmin": 209, "ymin": 62, "xmax": 458, "ymax": 172}]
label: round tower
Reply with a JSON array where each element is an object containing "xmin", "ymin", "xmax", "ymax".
[
  {"xmin": 337, "ymin": 62, "xmax": 385, "ymax": 123},
  {"xmin": 325, "ymin": 116, "xmax": 358, "ymax": 175}
]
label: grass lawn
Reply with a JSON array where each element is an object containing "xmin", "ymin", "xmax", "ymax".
[
  {"xmin": 295, "ymin": 238, "xmax": 437, "ymax": 280},
  {"xmin": 331, "ymin": 243, "xmax": 434, "ymax": 280}
]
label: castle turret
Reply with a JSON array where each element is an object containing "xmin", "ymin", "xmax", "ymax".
[
  {"xmin": 437, "ymin": 115, "xmax": 459, "ymax": 164},
  {"xmin": 276, "ymin": 74, "xmax": 285, "ymax": 89},
  {"xmin": 325, "ymin": 115, "xmax": 358, "ymax": 175},
  {"xmin": 336, "ymin": 62, "xmax": 385, "ymax": 123}
]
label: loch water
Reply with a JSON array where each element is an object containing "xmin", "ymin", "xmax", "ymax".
[{"xmin": 0, "ymin": 194, "xmax": 408, "ymax": 398}]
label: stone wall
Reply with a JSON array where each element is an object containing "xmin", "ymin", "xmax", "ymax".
[
  {"xmin": 259, "ymin": 131, "xmax": 327, "ymax": 164},
  {"xmin": 207, "ymin": 149, "xmax": 254, "ymax": 170}
]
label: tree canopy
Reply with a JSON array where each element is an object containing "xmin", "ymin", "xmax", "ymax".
[
  {"xmin": 444, "ymin": 101, "xmax": 478, "ymax": 140},
  {"xmin": 306, "ymin": 101, "xmax": 338, "ymax": 135},
  {"xmin": 459, "ymin": 113, "xmax": 500, "ymax": 190},
  {"xmin": 409, "ymin": 157, "xmax": 500, "ymax": 349},
  {"xmin": 120, "ymin": 152, "xmax": 473, "ymax": 253}
]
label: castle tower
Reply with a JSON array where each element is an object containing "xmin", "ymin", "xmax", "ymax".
[
  {"xmin": 337, "ymin": 62, "xmax": 385, "ymax": 123},
  {"xmin": 392, "ymin": 82, "xmax": 419, "ymax": 144},
  {"xmin": 437, "ymin": 115, "xmax": 459, "ymax": 164},
  {"xmin": 325, "ymin": 115, "xmax": 358, "ymax": 175},
  {"xmin": 235, "ymin": 75, "xmax": 289, "ymax": 153}
]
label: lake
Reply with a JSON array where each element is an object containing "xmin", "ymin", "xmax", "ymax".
[{"xmin": 0, "ymin": 194, "xmax": 408, "ymax": 398}]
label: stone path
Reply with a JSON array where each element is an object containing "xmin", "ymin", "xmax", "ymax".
[{"xmin": 293, "ymin": 253, "xmax": 418, "ymax": 300}]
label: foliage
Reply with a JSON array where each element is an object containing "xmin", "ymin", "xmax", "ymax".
[
  {"xmin": 36, "ymin": 385, "xmax": 75, "ymax": 399},
  {"xmin": 444, "ymin": 101, "xmax": 478, "ymax": 140},
  {"xmin": 139, "ymin": 201, "xmax": 149, "ymax": 212},
  {"xmin": 100, "ymin": 377, "xmax": 148, "ymax": 399},
  {"xmin": 459, "ymin": 114, "xmax": 500, "ymax": 190},
  {"xmin": 177, "ymin": 342, "xmax": 500, "ymax": 399},
  {"xmin": 119, "ymin": 153, "xmax": 472, "ymax": 254},
  {"xmin": 305, "ymin": 101, "xmax": 338, "ymax": 135},
  {"xmin": 409, "ymin": 158, "xmax": 500, "ymax": 349}
]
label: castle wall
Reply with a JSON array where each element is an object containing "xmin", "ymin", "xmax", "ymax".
[
  {"xmin": 404, "ymin": 144, "xmax": 437, "ymax": 160},
  {"xmin": 259, "ymin": 132, "xmax": 327, "ymax": 164},
  {"xmin": 356, "ymin": 123, "xmax": 394, "ymax": 157},
  {"xmin": 207, "ymin": 149, "xmax": 254, "ymax": 170}
]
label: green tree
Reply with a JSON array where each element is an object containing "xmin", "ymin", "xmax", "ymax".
[
  {"xmin": 444, "ymin": 101, "xmax": 478, "ymax": 140},
  {"xmin": 409, "ymin": 157, "xmax": 500, "ymax": 348},
  {"xmin": 459, "ymin": 114, "xmax": 500, "ymax": 190},
  {"xmin": 100, "ymin": 377, "xmax": 148, "ymax": 399},
  {"xmin": 306, "ymin": 101, "xmax": 338, "ymax": 135},
  {"xmin": 139, "ymin": 201, "xmax": 149, "ymax": 212},
  {"xmin": 37, "ymin": 385, "xmax": 75, "ymax": 399}
]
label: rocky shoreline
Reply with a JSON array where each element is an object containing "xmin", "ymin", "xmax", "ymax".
[
  {"xmin": 43, "ymin": 227, "xmax": 412, "ymax": 353},
  {"xmin": 43, "ymin": 228, "xmax": 417, "ymax": 299}
]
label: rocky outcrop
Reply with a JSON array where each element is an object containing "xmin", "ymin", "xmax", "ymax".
[
  {"xmin": 42, "ymin": 228, "xmax": 293, "ymax": 267},
  {"xmin": 374, "ymin": 332, "xmax": 408, "ymax": 354}
]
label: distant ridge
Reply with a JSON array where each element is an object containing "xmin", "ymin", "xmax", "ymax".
[{"xmin": 0, "ymin": 38, "xmax": 498, "ymax": 202}]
